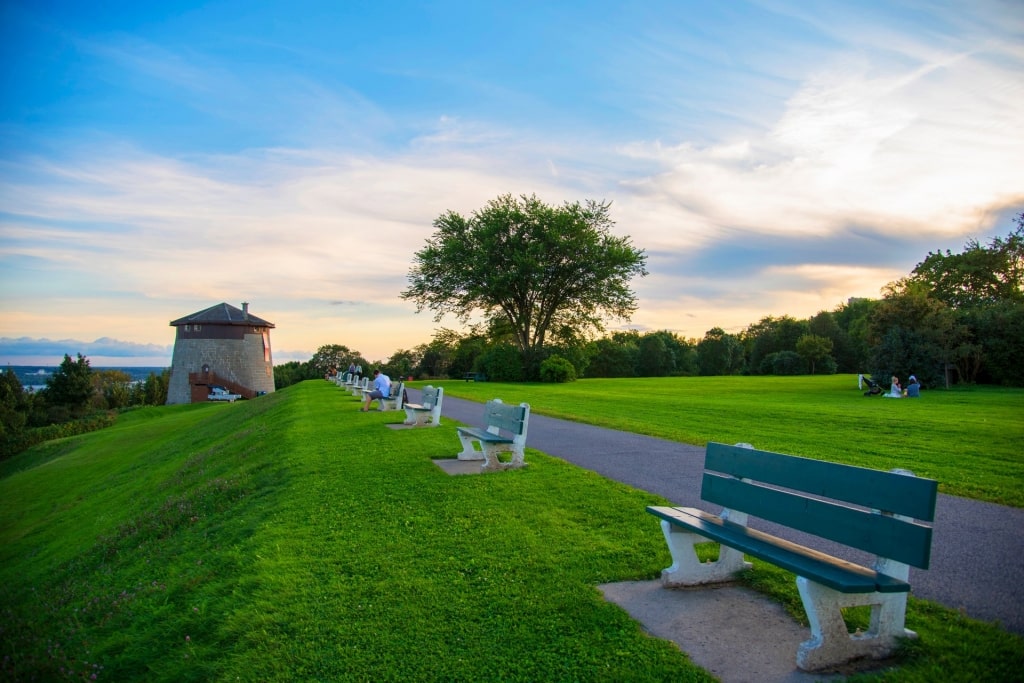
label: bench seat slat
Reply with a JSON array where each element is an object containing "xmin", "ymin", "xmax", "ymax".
[
  {"xmin": 647, "ymin": 505, "xmax": 911, "ymax": 594},
  {"xmin": 456, "ymin": 427, "xmax": 513, "ymax": 444}
]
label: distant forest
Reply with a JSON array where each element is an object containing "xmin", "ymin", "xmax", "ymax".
[
  {"xmin": 8, "ymin": 366, "xmax": 167, "ymax": 388},
  {"xmin": 4, "ymin": 214, "xmax": 1020, "ymax": 459},
  {"xmin": 1, "ymin": 358, "xmax": 170, "ymax": 458},
  {"xmin": 276, "ymin": 213, "xmax": 1024, "ymax": 390}
]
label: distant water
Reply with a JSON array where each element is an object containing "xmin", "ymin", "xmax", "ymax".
[{"xmin": 4, "ymin": 365, "xmax": 169, "ymax": 391}]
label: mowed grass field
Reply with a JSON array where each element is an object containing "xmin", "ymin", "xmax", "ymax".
[
  {"xmin": 0, "ymin": 378, "xmax": 1021, "ymax": 681},
  {"xmin": 427, "ymin": 374, "xmax": 1024, "ymax": 508}
]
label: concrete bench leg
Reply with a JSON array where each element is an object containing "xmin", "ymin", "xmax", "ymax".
[
  {"xmin": 659, "ymin": 520, "xmax": 752, "ymax": 587},
  {"xmin": 480, "ymin": 445, "xmax": 526, "ymax": 471},
  {"xmin": 456, "ymin": 434, "xmax": 485, "ymax": 461},
  {"xmin": 403, "ymin": 409, "xmax": 427, "ymax": 426},
  {"xmin": 796, "ymin": 578, "xmax": 915, "ymax": 671}
]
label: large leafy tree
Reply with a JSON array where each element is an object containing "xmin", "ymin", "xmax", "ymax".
[
  {"xmin": 402, "ymin": 194, "xmax": 648, "ymax": 377},
  {"xmin": 886, "ymin": 215, "xmax": 1024, "ymax": 385},
  {"xmin": 308, "ymin": 344, "xmax": 364, "ymax": 378},
  {"xmin": 795, "ymin": 334, "xmax": 834, "ymax": 375},
  {"xmin": 585, "ymin": 335, "xmax": 640, "ymax": 378},
  {"xmin": 0, "ymin": 368, "xmax": 29, "ymax": 440},
  {"xmin": 964, "ymin": 300, "xmax": 1024, "ymax": 385},
  {"xmin": 637, "ymin": 331, "xmax": 677, "ymax": 377},
  {"xmin": 907, "ymin": 214, "xmax": 1023, "ymax": 308},
  {"xmin": 831, "ymin": 298, "xmax": 877, "ymax": 373},
  {"xmin": 697, "ymin": 327, "xmax": 745, "ymax": 376},
  {"xmin": 867, "ymin": 283, "xmax": 970, "ymax": 386},
  {"xmin": 139, "ymin": 369, "xmax": 171, "ymax": 405},
  {"xmin": 92, "ymin": 369, "xmax": 133, "ymax": 409},
  {"xmin": 42, "ymin": 353, "xmax": 94, "ymax": 415},
  {"xmin": 743, "ymin": 315, "xmax": 810, "ymax": 374}
]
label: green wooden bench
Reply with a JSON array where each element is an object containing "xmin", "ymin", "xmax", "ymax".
[
  {"xmin": 647, "ymin": 442, "xmax": 938, "ymax": 671},
  {"xmin": 455, "ymin": 399, "xmax": 530, "ymax": 471}
]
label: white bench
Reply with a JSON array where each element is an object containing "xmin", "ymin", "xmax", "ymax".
[
  {"xmin": 456, "ymin": 399, "xmax": 530, "ymax": 471},
  {"xmin": 350, "ymin": 376, "xmax": 369, "ymax": 397},
  {"xmin": 336, "ymin": 372, "xmax": 352, "ymax": 388},
  {"xmin": 403, "ymin": 385, "xmax": 443, "ymax": 427},
  {"xmin": 377, "ymin": 381, "xmax": 405, "ymax": 411}
]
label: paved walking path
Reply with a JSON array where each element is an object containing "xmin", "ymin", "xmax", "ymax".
[{"xmin": 430, "ymin": 391, "xmax": 1024, "ymax": 636}]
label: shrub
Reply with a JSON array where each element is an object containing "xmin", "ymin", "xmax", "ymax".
[
  {"xmin": 1, "ymin": 411, "xmax": 117, "ymax": 460},
  {"xmin": 476, "ymin": 344, "xmax": 524, "ymax": 382},
  {"xmin": 539, "ymin": 355, "xmax": 577, "ymax": 383}
]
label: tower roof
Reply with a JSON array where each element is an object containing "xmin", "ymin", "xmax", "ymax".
[{"xmin": 169, "ymin": 302, "xmax": 275, "ymax": 328}]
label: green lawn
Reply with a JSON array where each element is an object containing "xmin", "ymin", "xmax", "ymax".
[
  {"xmin": 0, "ymin": 379, "xmax": 1021, "ymax": 681},
  {"xmin": 427, "ymin": 374, "xmax": 1024, "ymax": 508}
]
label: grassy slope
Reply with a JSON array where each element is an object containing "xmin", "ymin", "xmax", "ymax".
[
  {"xmin": 1, "ymin": 380, "xmax": 1021, "ymax": 682},
  {"xmin": 0, "ymin": 384, "xmax": 705, "ymax": 682},
  {"xmin": 428, "ymin": 375, "xmax": 1024, "ymax": 507}
]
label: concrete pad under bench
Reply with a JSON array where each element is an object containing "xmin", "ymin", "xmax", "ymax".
[
  {"xmin": 600, "ymin": 580, "xmax": 884, "ymax": 683},
  {"xmin": 432, "ymin": 458, "xmax": 486, "ymax": 475}
]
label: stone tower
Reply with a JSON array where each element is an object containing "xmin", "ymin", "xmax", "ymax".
[{"xmin": 166, "ymin": 302, "xmax": 276, "ymax": 404}]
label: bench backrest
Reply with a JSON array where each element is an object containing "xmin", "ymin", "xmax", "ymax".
[
  {"xmin": 702, "ymin": 442, "xmax": 938, "ymax": 569},
  {"xmin": 420, "ymin": 386, "xmax": 441, "ymax": 407},
  {"xmin": 483, "ymin": 399, "xmax": 529, "ymax": 438}
]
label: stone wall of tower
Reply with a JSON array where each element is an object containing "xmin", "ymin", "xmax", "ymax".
[{"xmin": 166, "ymin": 328, "xmax": 275, "ymax": 404}]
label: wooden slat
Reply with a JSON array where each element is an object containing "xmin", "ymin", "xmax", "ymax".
[
  {"xmin": 647, "ymin": 506, "xmax": 911, "ymax": 594},
  {"xmin": 456, "ymin": 427, "xmax": 512, "ymax": 444},
  {"xmin": 484, "ymin": 402, "xmax": 527, "ymax": 435},
  {"xmin": 705, "ymin": 442, "xmax": 938, "ymax": 521},
  {"xmin": 702, "ymin": 473, "xmax": 934, "ymax": 568}
]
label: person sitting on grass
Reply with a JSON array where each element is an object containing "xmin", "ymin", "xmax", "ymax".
[
  {"xmin": 885, "ymin": 375, "xmax": 903, "ymax": 398},
  {"xmin": 906, "ymin": 375, "xmax": 921, "ymax": 398},
  {"xmin": 361, "ymin": 369, "xmax": 392, "ymax": 412}
]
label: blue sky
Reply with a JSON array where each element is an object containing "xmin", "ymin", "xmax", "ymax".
[{"xmin": 2, "ymin": 0, "xmax": 1022, "ymax": 366}]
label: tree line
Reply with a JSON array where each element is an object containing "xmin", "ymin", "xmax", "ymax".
[
  {"xmin": 1, "ymin": 354, "xmax": 170, "ymax": 458},
  {"xmin": 5, "ymin": 199, "xmax": 1018, "ymax": 455},
  {"xmin": 277, "ymin": 202, "xmax": 1021, "ymax": 390}
]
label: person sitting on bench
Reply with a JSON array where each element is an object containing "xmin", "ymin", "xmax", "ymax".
[{"xmin": 361, "ymin": 369, "xmax": 392, "ymax": 412}]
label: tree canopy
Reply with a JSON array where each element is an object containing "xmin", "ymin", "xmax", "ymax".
[
  {"xmin": 42, "ymin": 353, "xmax": 94, "ymax": 415},
  {"xmin": 308, "ymin": 344, "xmax": 364, "ymax": 378},
  {"xmin": 907, "ymin": 213, "xmax": 1023, "ymax": 308},
  {"xmin": 402, "ymin": 194, "xmax": 647, "ymax": 375}
]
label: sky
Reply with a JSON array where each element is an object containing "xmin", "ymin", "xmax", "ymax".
[{"xmin": 1, "ymin": 0, "xmax": 1022, "ymax": 367}]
